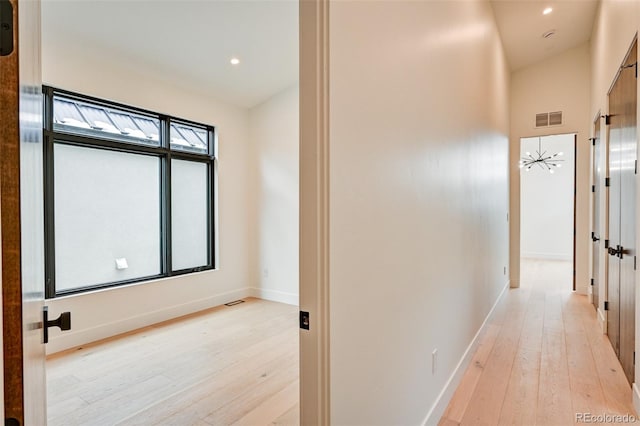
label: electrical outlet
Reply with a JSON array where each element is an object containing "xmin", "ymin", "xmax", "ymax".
[{"xmin": 432, "ymin": 349, "xmax": 438, "ymax": 375}]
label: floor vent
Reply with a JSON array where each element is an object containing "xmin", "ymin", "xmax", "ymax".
[
  {"xmin": 225, "ymin": 300, "xmax": 245, "ymax": 306},
  {"xmin": 535, "ymin": 111, "xmax": 563, "ymax": 127}
]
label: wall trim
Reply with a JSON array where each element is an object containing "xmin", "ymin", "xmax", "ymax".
[
  {"xmin": 633, "ymin": 383, "xmax": 640, "ymax": 416},
  {"xmin": 422, "ymin": 280, "xmax": 510, "ymax": 425},
  {"xmin": 299, "ymin": 0, "xmax": 331, "ymax": 423},
  {"xmin": 597, "ymin": 307, "xmax": 607, "ymax": 334},
  {"xmin": 521, "ymin": 253, "xmax": 572, "ymax": 261},
  {"xmin": 46, "ymin": 287, "xmax": 252, "ymax": 355},
  {"xmin": 250, "ymin": 287, "xmax": 299, "ymax": 306}
]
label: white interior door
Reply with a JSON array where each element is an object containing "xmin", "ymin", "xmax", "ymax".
[{"xmin": 1, "ymin": 0, "xmax": 47, "ymax": 423}]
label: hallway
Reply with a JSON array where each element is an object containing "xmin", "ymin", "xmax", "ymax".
[{"xmin": 439, "ymin": 259, "xmax": 636, "ymax": 425}]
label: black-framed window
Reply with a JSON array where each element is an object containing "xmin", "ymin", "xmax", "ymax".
[{"xmin": 43, "ymin": 86, "xmax": 216, "ymax": 298}]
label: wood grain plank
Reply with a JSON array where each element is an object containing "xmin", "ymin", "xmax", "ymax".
[
  {"xmin": 440, "ymin": 259, "xmax": 636, "ymax": 425},
  {"xmin": 440, "ymin": 323, "xmax": 501, "ymax": 424},
  {"xmin": 47, "ymin": 298, "xmax": 300, "ymax": 426}
]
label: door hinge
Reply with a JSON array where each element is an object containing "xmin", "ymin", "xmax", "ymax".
[
  {"xmin": 635, "ymin": 159, "xmax": 637, "ymax": 174},
  {"xmin": 634, "ymin": 351, "xmax": 636, "ymax": 365},
  {"xmin": 635, "ymin": 255, "xmax": 637, "ymax": 271},
  {"xmin": 603, "ymin": 115, "xmax": 611, "ymax": 125},
  {"xmin": 625, "ymin": 62, "xmax": 640, "ymax": 78},
  {"xmin": 605, "ymin": 239, "xmax": 610, "ymax": 249},
  {"xmin": 591, "ymin": 278, "xmax": 594, "ymax": 286},
  {"xmin": 590, "ymin": 137, "xmax": 596, "ymax": 145},
  {"xmin": 604, "ymin": 301, "xmax": 609, "ymax": 311},
  {"xmin": 592, "ymin": 185, "xmax": 595, "ymax": 193},
  {"xmin": 299, "ymin": 311, "xmax": 310, "ymax": 330},
  {"xmin": 605, "ymin": 177, "xmax": 611, "ymax": 187}
]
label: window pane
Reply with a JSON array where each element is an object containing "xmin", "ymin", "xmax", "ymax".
[
  {"xmin": 53, "ymin": 98, "xmax": 90, "ymax": 129},
  {"xmin": 53, "ymin": 95, "xmax": 160, "ymax": 146},
  {"xmin": 172, "ymin": 160, "xmax": 209, "ymax": 270},
  {"xmin": 170, "ymin": 123, "xmax": 208, "ymax": 154},
  {"xmin": 54, "ymin": 144, "xmax": 161, "ymax": 291}
]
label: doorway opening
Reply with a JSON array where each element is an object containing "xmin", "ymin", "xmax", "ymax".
[{"xmin": 519, "ymin": 133, "xmax": 577, "ymax": 290}]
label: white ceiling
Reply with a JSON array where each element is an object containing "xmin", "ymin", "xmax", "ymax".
[
  {"xmin": 42, "ymin": 0, "xmax": 598, "ymax": 107},
  {"xmin": 41, "ymin": 0, "xmax": 299, "ymax": 109},
  {"xmin": 490, "ymin": 0, "xmax": 599, "ymax": 71}
]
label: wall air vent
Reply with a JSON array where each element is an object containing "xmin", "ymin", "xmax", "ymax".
[
  {"xmin": 549, "ymin": 111, "xmax": 563, "ymax": 126},
  {"xmin": 536, "ymin": 113, "xmax": 549, "ymax": 127},
  {"xmin": 535, "ymin": 111, "xmax": 563, "ymax": 128}
]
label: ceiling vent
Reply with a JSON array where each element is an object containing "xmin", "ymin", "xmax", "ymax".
[{"xmin": 535, "ymin": 111, "xmax": 563, "ymax": 128}]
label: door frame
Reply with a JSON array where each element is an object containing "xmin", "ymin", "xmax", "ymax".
[
  {"xmin": 299, "ymin": 0, "xmax": 331, "ymax": 424},
  {"xmin": 590, "ymin": 111, "xmax": 604, "ymax": 312},
  {"xmin": 517, "ymin": 133, "xmax": 578, "ymax": 290}
]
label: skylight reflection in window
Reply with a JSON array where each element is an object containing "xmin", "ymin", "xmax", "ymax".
[
  {"xmin": 170, "ymin": 123, "xmax": 208, "ymax": 154},
  {"xmin": 53, "ymin": 96, "xmax": 160, "ymax": 146}
]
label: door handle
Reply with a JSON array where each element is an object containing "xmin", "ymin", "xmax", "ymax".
[
  {"xmin": 608, "ymin": 245, "xmax": 625, "ymax": 259},
  {"xmin": 43, "ymin": 306, "xmax": 71, "ymax": 344}
]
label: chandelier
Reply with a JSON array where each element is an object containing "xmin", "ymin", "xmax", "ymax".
[{"xmin": 519, "ymin": 137, "xmax": 564, "ymax": 173}]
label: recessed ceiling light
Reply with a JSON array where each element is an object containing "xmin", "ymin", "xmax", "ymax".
[
  {"xmin": 230, "ymin": 57, "xmax": 240, "ymax": 65},
  {"xmin": 543, "ymin": 7, "xmax": 553, "ymax": 15}
]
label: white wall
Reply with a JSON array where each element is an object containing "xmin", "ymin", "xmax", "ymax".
[
  {"xmin": 510, "ymin": 43, "xmax": 591, "ymax": 294},
  {"xmin": 589, "ymin": 0, "xmax": 640, "ymax": 411},
  {"xmin": 520, "ymin": 134, "xmax": 576, "ymax": 260},
  {"xmin": 327, "ymin": 1, "xmax": 510, "ymax": 424},
  {"xmin": 42, "ymin": 31, "xmax": 255, "ymax": 353},
  {"xmin": 249, "ymin": 86, "xmax": 299, "ymax": 305}
]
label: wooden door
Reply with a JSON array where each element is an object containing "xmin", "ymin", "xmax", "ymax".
[
  {"xmin": 607, "ymin": 111, "xmax": 621, "ymax": 359},
  {"xmin": 607, "ymin": 39, "xmax": 637, "ymax": 385},
  {"xmin": 617, "ymin": 40, "xmax": 637, "ymax": 385},
  {"xmin": 0, "ymin": 0, "xmax": 47, "ymax": 423},
  {"xmin": 592, "ymin": 117, "xmax": 602, "ymax": 310}
]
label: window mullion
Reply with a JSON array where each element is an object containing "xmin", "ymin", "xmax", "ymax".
[{"xmin": 161, "ymin": 116, "xmax": 172, "ymax": 276}]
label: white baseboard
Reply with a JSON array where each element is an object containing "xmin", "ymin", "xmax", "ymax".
[
  {"xmin": 521, "ymin": 253, "xmax": 572, "ymax": 261},
  {"xmin": 422, "ymin": 280, "xmax": 510, "ymax": 425},
  {"xmin": 633, "ymin": 383, "xmax": 640, "ymax": 416},
  {"xmin": 597, "ymin": 307, "xmax": 607, "ymax": 334},
  {"xmin": 46, "ymin": 287, "xmax": 252, "ymax": 355},
  {"xmin": 250, "ymin": 287, "xmax": 299, "ymax": 306}
]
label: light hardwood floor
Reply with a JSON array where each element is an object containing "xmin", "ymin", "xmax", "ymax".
[
  {"xmin": 439, "ymin": 259, "xmax": 637, "ymax": 426},
  {"xmin": 46, "ymin": 297, "xmax": 299, "ymax": 426}
]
